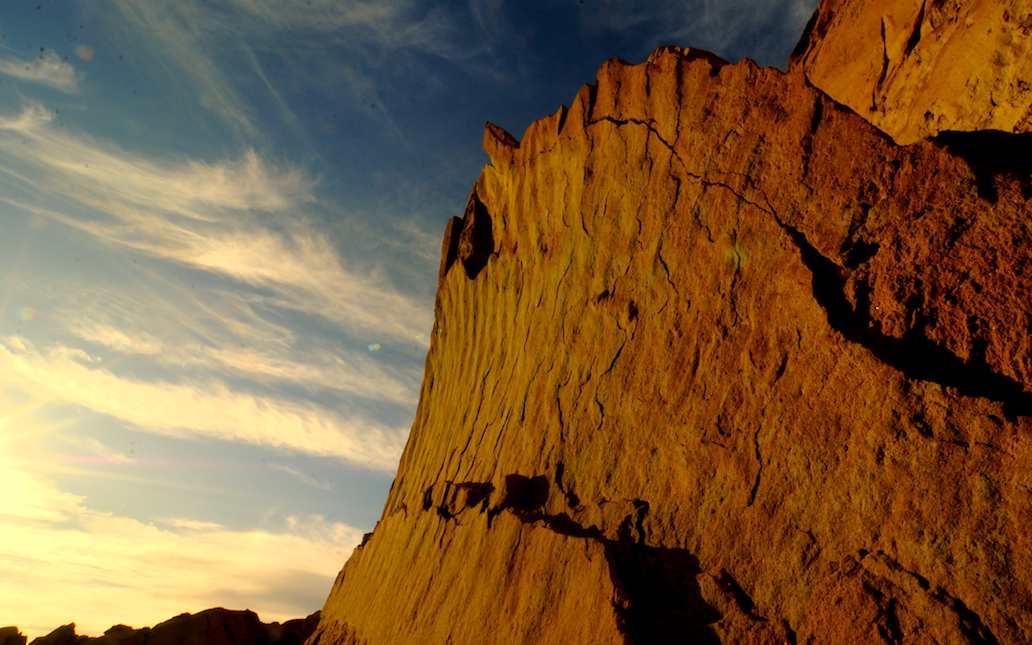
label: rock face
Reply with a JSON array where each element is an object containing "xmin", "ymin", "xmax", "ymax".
[
  {"xmin": 24, "ymin": 609, "xmax": 318, "ymax": 645},
  {"xmin": 309, "ymin": 34, "xmax": 1031, "ymax": 644},
  {"xmin": 792, "ymin": 0, "xmax": 1032, "ymax": 143}
]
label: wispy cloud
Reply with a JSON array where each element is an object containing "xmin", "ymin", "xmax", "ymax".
[
  {"xmin": 101, "ymin": 0, "xmax": 478, "ymax": 138},
  {"xmin": 0, "ymin": 460, "xmax": 359, "ymax": 639},
  {"xmin": 580, "ymin": 0, "xmax": 817, "ymax": 67},
  {"xmin": 268, "ymin": 463, "xmax": 332, "ymax": 491},
  {"xmin": 106, "ymin": 0, "xmax": 257, "ymax": 136},
  {"xmin": 0, "ymin": 103, "xmax": 433, "ymax": 348},
  {"xmin": 392, "ymin": 217, "xmax": 445, "ymax": 267},
  {"xmin": 0, "ymin": 51, "xmax": 79, "ymax": 93},
  {"xmin": 228, "ymin": 0, "xmax": 404, "ymax": 32},
  {"xmin": 69, "ymin": 322, "xmax": 164, "ymax": 356},
  {"xmin": 56, "ymin": 435, "xmax": 137, "ymax": 466},
  {"xmin": 225, "ymin": 0, "xmax": 475, "ymax": 59},
  {"xmin": 0, "ymin": 104, "xmax": 314, "ymax": 219},
  {"xmin": 159, "ymin": 517, "xmax": 227, "ymax": 532},
  {"xmin": 0, "ymin": 102, "xmax": 57, "ymax": 133},
  {"xmin": 61, "ymin": 211, "xmax": 432, "ymax": 347},
  {"xmin": 0, "ymin": 336, "xmax": 407, "ymax": 470},
  {"xmin": 69, "ymin": 320, "xmax": 420, "ymax": 406}
]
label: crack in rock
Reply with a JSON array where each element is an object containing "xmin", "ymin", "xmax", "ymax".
[
  {"xmin": 746, "ymin": 427, "xmax": 764, "ymax": 507},
  {"xmin": 772, "ymin": 216, "xmax": 1031, "ymax": 420},
  {"xmin": 588, "ymin": 115, "xmax": 1030, "ymax": 417}
]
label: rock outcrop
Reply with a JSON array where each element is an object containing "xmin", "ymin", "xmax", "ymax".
[
  {"xmin": 24, "ymin": 609, "xmax": 318, "ymax": 645},
  {"xmin": 0, "ymin": 627, "xmax": 27, "ymax": 645},
  {"xmin": 308, "ymin": 27, "xmax": 1031, "ymax": 645},
  {"xmin": 792, "ymin": 0, "xmax": 1032, "ymax": 143}
]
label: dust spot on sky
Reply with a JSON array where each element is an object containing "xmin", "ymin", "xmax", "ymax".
[{"xmin": 75, "ymin": 45, "xmax": 95, "ymax": 62}]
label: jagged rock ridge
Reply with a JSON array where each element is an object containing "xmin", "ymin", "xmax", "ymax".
[
  {"xmin": 307, "ymin": 34, "xmax": 1031, "ymax": 645},
  {"xmin": 7, "ymin": 609, "xmax": 318, "ymax": 645}
]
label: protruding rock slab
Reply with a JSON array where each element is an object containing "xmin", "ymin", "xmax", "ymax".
[
  {"xmin": 311, "ymin": 42, "xmax": 1031, "ymax": 645},
  {"xmin": 793, "ymin": 0, "xmax": 1032, "ymax": 143}
]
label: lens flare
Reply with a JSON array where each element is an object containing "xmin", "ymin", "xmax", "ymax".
[{"xmin": 75, "ymin": 45, "xmax": 96, "ymax": 62}]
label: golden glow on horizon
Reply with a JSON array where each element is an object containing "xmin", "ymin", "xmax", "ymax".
[{"xmin": 0, "ymin": 417, "xmax": 360, "ymax": 639}]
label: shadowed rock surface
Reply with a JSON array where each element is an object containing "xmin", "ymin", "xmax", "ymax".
[
  {"xmin": 308, "ymin": 25, "xmax": 1031, "ymax": 645},
  {"xmin": 1, "ymin": 627, "xmax": 27, "ymax": 645},
  {"xmin": 24, "ymin": 609, "xmax": 318, "ymax": 645},
  {"xmin": 793, "ymin": 0, "xmax": 1031, "ymax": 143}
]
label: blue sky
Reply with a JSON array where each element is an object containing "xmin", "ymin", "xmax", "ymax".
[{"xmin": 0, "ymin": 0, "xmax": 815, "ymax": 637}]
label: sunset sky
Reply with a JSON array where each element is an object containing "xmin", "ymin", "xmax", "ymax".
[{"xmin": 0, "ymin": 0, "xmax": 814, "ymax": 637}]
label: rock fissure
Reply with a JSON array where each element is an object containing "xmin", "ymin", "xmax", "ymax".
[
  {"xmin": 587, "ymin": 116, "xmax": 778, "ymax": 216},
  {"xmin": 591, "ymin": 115, "xmax": 1030, "ymax": 417},
  {"xmin": 772, "ymin": 215, "xmax": 1032, "ymax": 419},
  {"xmin": 903, "ymin": 0, "xmax": 927, "ymax": 59},
  {"xmin": 746, "ymin": 426, "xmax": 764, "ymax": 507}
]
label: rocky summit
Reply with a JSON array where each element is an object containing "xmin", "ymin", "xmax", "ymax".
[{"xmin": 308, "ymin": 6, "xmax": 1031, "ymax": 645}]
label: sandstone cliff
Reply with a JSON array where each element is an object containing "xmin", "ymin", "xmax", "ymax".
[
  {"xmin": 19, "ymin": 609, "xmax": 318, "ymax": 645},
  {"xmin": 792, "ymin": 0, "xmax": 1032, "ymax": 143},
  {"xmin": 308, "ymin": 37, "xmax": 1032, "ymax": 645}
]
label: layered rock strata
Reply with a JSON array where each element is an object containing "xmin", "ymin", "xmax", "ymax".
[{"xmin": 793, "ymin": 0, "xmax": 1032, "ymax": 143}]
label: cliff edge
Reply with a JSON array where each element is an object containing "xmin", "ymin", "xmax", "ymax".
[{"xmin": 308, "ymin": 33, "xmax": 1031, "ymax": 645}]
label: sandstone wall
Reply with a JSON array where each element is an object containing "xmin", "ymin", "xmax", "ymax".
[{"xmin": 310, "ymin": 47, "xmax": 1031, "ymax": 644}]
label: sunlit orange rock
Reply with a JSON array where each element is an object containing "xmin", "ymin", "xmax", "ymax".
[
  {"xmin": 308, "ymin": 34, "xmax": 1031, "ymax": 645},
  {"xmin": 793, "ymin": 0, "xmax": 1032, "ymax": 143}
]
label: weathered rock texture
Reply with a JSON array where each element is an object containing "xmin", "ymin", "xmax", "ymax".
[
  {"xmin": 310, "ymin": 39, "xmax": 1031, "ymax": 644},
  {"xmin": 24, "ymin": 609, "xmax": 318, "ymax": 645},
  {"xmin": 793, "ymin": 0, "xmax": 1032, "ymax": 143}
]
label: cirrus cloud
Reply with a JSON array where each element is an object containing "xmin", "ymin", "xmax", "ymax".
[
  {"xmin": 0, "ymin": 336, "xmax": 407, "ymax": 470},
  {"xmin": 0, "ymin": 51, "xmax": 79, "ymax": 93},
  {"xmin": 0, "ymin": 103, "xmax": 433, "ymax": 348}
]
